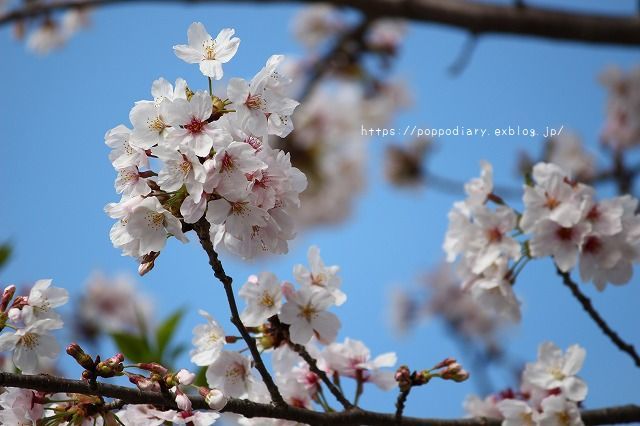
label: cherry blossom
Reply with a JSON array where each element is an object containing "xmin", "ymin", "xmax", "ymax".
[
  {"xmin": 174, "ymin": 22, "xmax": 240, "ymax": 80},
  {"xmin": 323, "ymin": 338, "xmax": 397, "ymax": 390},
  {"xmin": 279, "ymin": 285, "xmax": 340, "ymax": 345},
  {"xmin": 0, "ymin": 318, "xmax": 62, "ymax": 373},
  {"xmin": 239, "ymin": 272, "xmax": 283, "ymax": 327},
  {"xmin": 523, "ymin": 342, "xmax": 588, "ymax": 402},
  {"xmin": 191, "ymin": 310, "xmax": 225, "ymax": 367},
  {"xmin": 293, "ymin": 245, "xmax": 346, "ymax": 306}
]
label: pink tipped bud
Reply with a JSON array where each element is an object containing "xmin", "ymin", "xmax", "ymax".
[
  {"xmin": 174, "ymin": 389, "xmax": 192, "ymax": 412},
  {"xmin": 137, "ymin": 362, "xmax": 168, "ymax": 375},
  {"xmin": 129, "ymin": 374, "xmax": 160, "ymax": 392},
  {"xmin": 451, "ymin": 369, "xmax": 470, "ymax": 383},
  {"xmin": 433, "ymin": 357, "xmax": 456, "ymax": 370},
  {"xmin": 138, "ymin": 261, "xmax": 155, "ymax": 276},
  {"xmin": 66, "ymin": 343, "xmax": 95, "ymax": 370},
  {"xmin": 204, "ymin": 388, "xmax": 228, "ymax": 411},
  {"xmin": 0, "ymin": 285, "xmax": 16, "ymax": 311}
]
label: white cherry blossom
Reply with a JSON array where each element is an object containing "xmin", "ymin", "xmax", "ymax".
[
  {"xmin": 239, "ymin": 272, "xmax": 283, "ymax": 327},
  {"xmin": 293, "ymin": 245, "xmax": 345, "ymax": 306},
  {"xmin": 279, "ymin": 285, "xmax": 340, "ymax": 345},
  {"xmin": 523, "ymin": 342, "xmax": 588, "ymax": 402},
  {"xmin": 174, "ymin": 22, "xmax": 240, "ymax": 80},
  {"xmin": 191, "ymin": 310, "xmax": 225, "ymax": 366}
]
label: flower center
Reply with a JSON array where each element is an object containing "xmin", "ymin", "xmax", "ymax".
[
  {"xmin": 185, "ymin": 117, "xmax": 206, "ymax": 134},
  {"xmin": 582, "ymin": 236, "xmax": 602, "ymax": 254},
  {"xmin": 19, "ymin": 332, "xmax": 39, "ymax": 349},
  {"xmin": 544, "ymin": 193, "xmax": 561, "ymax": 210},
  {"xmin": 147, "ymin": 117, "xmax": 166, "ymax": 132},
  {"xmin": 300, "ymin": 303, "xmax": 317, "ymax": 321},
  {"xmin": 221, "ymin": 153, "xmax": 235, "ymax": 173},
  {"xmin": 246, "ymin": 94, "xmax": 264, "ymax": 110},
  {"xmin": 260, "ymin": 291, "xmax": 275, "ymax": 308},
  {"xmin": 203, "ymin": 39, "xmax": 216, "ymax": 60},
  {"xmin": 486, "ymin": 227, "xmax": 503, "ymax": 243},
  {"xmin": 555, "ymin": 226, "xmax": 574, "ymax": 241},
  {"xmin": 549, "ymin": 367, "xmax": 566, "ymax": 381}
]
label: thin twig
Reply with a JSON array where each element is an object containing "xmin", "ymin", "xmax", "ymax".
[
  {"xmin": 289, "ymin": 342, "xmax": 354, "ymax": 410},
  {"xmin": 193, "ymin": 218, "xmax": 287, "ymax": 408},
  {"xmin": 395, "ymin": 387, "xmax": 411, "ymax": 424},
  {"xmin": 2, "ymin": 0, "xmax": 640, "ymax": 46},
  {"xmin": 1, "ymin": 372, "xmax": 638, "ymax": 425},
  {"xmin": 555, "ymin": 267, "xmax": 640, "ymax": 368}
]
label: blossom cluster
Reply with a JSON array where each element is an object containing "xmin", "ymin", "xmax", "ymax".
[
  {"xmin": 105, "ymin": 22, "xmax": 307, "ymax": 265},
  {"xmin": 187, "ymin": 246, "xmax": 397, "ymax": 424},
  {"xmin": 444, "ymin": 160, "xmax": 640, "ymax": 321},
  {"xmin": 0, "ymin": 280, "xmax": 68, "ymax": 374},
  {"xmin": 465, "ymin": 341, "xmax": 587, "ymax": 426}
]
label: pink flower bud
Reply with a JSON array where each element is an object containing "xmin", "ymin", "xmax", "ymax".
[
  {"xmin": 174, "ymin": 388, "xmax": 192, "ymax": 412},
  {"xmin": 0, "ymin": 285, "xmax": 16, "ymax": 311}
]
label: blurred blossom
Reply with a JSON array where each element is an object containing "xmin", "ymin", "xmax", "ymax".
[
  {"xmin": 77, "ymin": 272, "xmax": 153, "ymax": 337},
  {"xmin": 27, "ymin": 20, "xmax": 66, "ymax": 55},
  {"xmin": 291, "ymin": 5, "xmax": 344, "ymax": 50},
  {"xmin": 545, "ymin": 131, "xmax": 596, "ymax": 182},
  {"xmin": 600, "ymin": 66, "xmax": 640, "ymax": 150},
  {"xmin": 384, "ymin": 138, "xmax": 430, "ymax": 187},
  {"xmin": 366, "ymin": 19, "xmax": 407, "ymax": 55},
  {"xmin": 26, "ymin": 8, "xmax": 91, "ymax": 55},
  {"xmin": 389, "ymin": 263, "xmax": 507, "ymax": 348},
  {"xmin": 280, "ymin": 80, "xmax": 406, "ymax": 226}
]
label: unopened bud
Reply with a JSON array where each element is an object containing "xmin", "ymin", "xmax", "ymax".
[
  {"xmin": 395, "ymin": 365, "xmax": 412, "ymax": 391},
  {"xmin": 451, "ymin": 369, "xmax": 470, "ymax": 383},
  {"xmin": 201, "ymin": 387, "xmax": 228, "ymax": 411},
  {"xmin": 176, "ymin": 369, "xmax": 196, "ymax": 386},
  {"xmin": 433, "ymin": 357, "xmax": 456, "ymax": 370},
  {"xmin": 96, "ymin": 353, "xmax": 124, "ymax": 377},
  {"xmin": 137, "ymin": 362, "xmax": 168, "ymax": 375},
  {"xmin": 225, "ymin": 336, "xmax": 240, "ymax": 344},
  {"xmin": 129, "ymin": 374, "xmax": 160, "ymax": 392},
  {"xmin": 0, "ymin": 285, "xmax": 16, "ymax": 311},
  {"xmin": 138, "ymin": 261, "xmax": 155, "ymax": 276},
  {"xmin": 174, "ymin": 389, "xmax": 192, "ymax": 412},
  {"xmin": 66, "ymin": 343, "xmax": 95, "ymax": 370},
  {"xmin": 259, "ymin": 334, "xmax": 275, "ymax": 350}
]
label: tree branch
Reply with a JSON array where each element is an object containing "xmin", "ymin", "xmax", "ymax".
[
  {"xmin": 0, "ymin": 373, "xmax": 639, "ymax": 425},
  {"xmin": 555, "ymin": 267, "xmax": 640, "ymax": 368},
  {"xmin": 192, "ymin": 218, "xmax": 287, "ymax": 408},
  {"xmin": 2, "ymin": 0, "xmax": 640, "ymax": 46},
  {"xmin": 289, "ymin": 341, "xmax": 354, "ymax": 410}
]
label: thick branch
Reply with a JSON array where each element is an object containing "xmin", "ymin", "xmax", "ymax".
[
  {"xmin": 1, "ymin": 373, "xmax": 639, "ymax": 425},
  {"xmin": 555, "ymin": 267, "xmax": 640, "ymax": 368},
  {"xmin": 2, "ymin": 0, "xmax": 640, "ymax": 46},
  {"xmin": 192, "ymin": 218, "xmax": 287, "ymax": 408}
]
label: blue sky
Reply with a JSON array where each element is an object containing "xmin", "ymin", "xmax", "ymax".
[{"xmin": 1, "ymin": 0, "xmax": 639, "ymax": 420}]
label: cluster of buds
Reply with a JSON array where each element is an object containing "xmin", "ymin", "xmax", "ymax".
[
  {"xmin": 395, "ymin": 358, "xmax": 469, "ymax": 392},
  {"xmin": 66, "ymin": 343, "xmax": 124, "ymax": 382},
  {"xmin": 127, "ymin": 363, "xmax": 199, "ymax": 412}
]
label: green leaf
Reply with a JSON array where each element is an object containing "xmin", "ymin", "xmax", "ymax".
[
  {"xmin": 155, "ymin": 308, "xmax": 185, "ymax": 358},
  {"xmin": 0, "ymin": 243, "xmax": 12, "ymax": 271},
  {"xmin": 110, "ymin": 332, "xmax": 152, "ymax": 363},
  {"xmin": 194, "ymin": 366, "xmax": 208, "ymax": 387}
]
